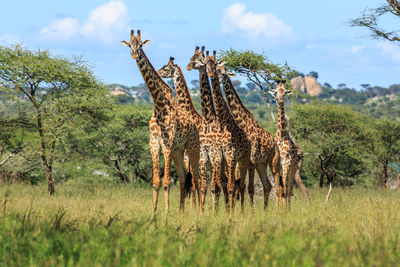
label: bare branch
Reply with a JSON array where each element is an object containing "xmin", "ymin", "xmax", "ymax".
[{"xmin": 350, "ymin": 1, "xmax": 400, "ymax": 43}]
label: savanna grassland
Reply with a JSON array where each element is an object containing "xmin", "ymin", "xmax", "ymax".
[{"xmin": 1, "ymin": 184, "xmax": 399, "ymax": 266}]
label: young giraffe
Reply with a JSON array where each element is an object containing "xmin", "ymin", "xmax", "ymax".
[
  {"xmin": 186, "ymin": 46, "xmax": 238, "ymax": 213},
  {"xmin": 121, "ymin": 30, "xmax": 201, "ymax": 212},
  {"xmin": 205, "ymin": 51, "xmax": 251, "ymax": 212},
  {"xmin": 157, "ymin": 57, "xmax": 202, "ymax": 207},
  {"xmin": 212, "ymin": 60, "xmax": 282, "ymax": 208},
  {"xmin": 270, "ymin": 81, "xmax": 299, "ymax": 206}
]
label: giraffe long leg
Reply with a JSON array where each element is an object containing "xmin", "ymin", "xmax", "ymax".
[
  {"xmin": 211, "ymin": 154, "xmax": 223, "ymax": 214},
  {"xmin": 184, "ymin": 150, "xmax": 197, "ymax": 209},
  {"xmin": 162, "ymin": 149, "xmax": 172, "ymax": 212},
  {"xmin": 186, "ymin": 139, "xmax": 201, "ymax": 212},
  {"xmin": 150, "ymin": 135, "xmax": 161, "ymax": 213},
  {"xmin": 247, "ymin": 163, "xmax": 255, "ymax": 208},
  {"xmin": 199, "ymin": 149, "xmax": 208, "ymax": 214},
  {"xmin": 287, "ymin": 160, "xmax": 298, "ymax": 207},
  {"xmin": 269, "ymin": 147, "xmax": 283, "ymax": 209},
  {"xmin": 172, "ymin": 150, "xmax": 186, "ymax": 212},
  {"xmin": 234, "ymin": 163, "xmax": 240, "ymax": 203},
  {"xmin": 221, "ymin": 159, "xmax": 229, "ymax": 208},
  {"xmin": 226, "ymin": 157, "xmax": 237, "ymax": 214},
  {"xmin": 281, "ymin": 163, "xmax": 290, "ymax": 209},
  {"xmin": 256, "ymin": 162, "xmax": 272, "ymax": 210},
  {"xmin": 214, "ymin": 160, "xmax": 225, "ymax": 212},
  {"xmin": 238, "ymin": 158, "xmax": 249, "ymax": 212}
]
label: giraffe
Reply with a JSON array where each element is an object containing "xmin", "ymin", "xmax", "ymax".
[
  {"xmin": 157, "ymin": 57, "xmax": 203, "ymax": 207},
  {"xmin": 120, "ymin": 30, "xmax": 201, "ymax": 212},
  {"xmin": 212, "ymin": 59, "xmax": 282, "ymax": 209},
  {"xmin": 270, "ymin": 80, "xmax": 299, "ymax": 206},
  {"xmin": 205, "ymin": 50, "xmax": 251, "ymax": 212},
  {"xmin": 186, "ymin": 46, "xmax": 240, "ymax": 213}
]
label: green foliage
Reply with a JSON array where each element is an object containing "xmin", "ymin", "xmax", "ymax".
[
  {"xmin": 90, "ymin": 105, "xmax": 153, "ymax": 183},
  {"xmin": 373, "ymin": 119, "xmax": 400, "ymax": 164},
  {"xmin": 0, "ymin": 45, "xmax": 111, "ymax": 192},
  {"xmin": 1, "ymin": 184, "xmax": 400, "ymax": 266},
  {"xmin": 219, "ymin": 48, "xmax": 298, "ymax": 90},
  {"xmin": 290, "ymin": 104, "xmax": 375, "ymax": 186},
  {"xmin": 307, "ymin": 71, "xmax": 319, "ymax": 80}
]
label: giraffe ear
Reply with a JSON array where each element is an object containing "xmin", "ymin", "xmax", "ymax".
[
  {"xmin": 285, "ymin": 90, "xmax": 292, "ymax": 95},
  {"xmin": 142, "ymin": 40, "xmax": 151, "ymax": 46},
  {"xmin": 120, "ymin": 41, "xmax": 129, "ymax": 46},
  {"xmin": 226, "ymin": 72, "xmax": 236, "ymax": 77}
]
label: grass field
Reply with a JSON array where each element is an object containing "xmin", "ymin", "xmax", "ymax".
[{"xmin": 0, "ymin": 183, "xmax": 399, "ymax": 266}]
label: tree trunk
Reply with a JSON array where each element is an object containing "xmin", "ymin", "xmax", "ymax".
[
  {"xmin": 46, "ymin": 165, "xmax": 55, "ymax": 195},
  {"xmin": 382, "ymin": 162, "xmax": 389, "ymax": 189},
  {"xmin": 36, "ymin": 107, "xmax": 55, "ymax": 195},
  {"xmin": 114, "ymin": 159, "xmax": 128, "ymax": 184},
  {"xmin": 325, "ymin": 181, "xmax": 332, "ymax": 202},
  {"xmin": 319, "ymin": 172, "xmax": 324, "ymax": 188}
]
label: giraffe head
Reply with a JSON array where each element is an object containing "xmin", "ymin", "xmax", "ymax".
[
  {"xmin": 120, "ymin": 30, "xmax": 151, "ymax": 59},
  {"xmin": 158, "ymin": 57, "xmax": 177, "ymax": 78},
  {"xmin": 214, "ymin": 59, "xmax": 236, "ymax": 81},
  {"xmin": 205, "ymin": 50, "xmax": 217, "ymax": 77},
  {"xmin": 205, "ymin": 50, "xmax": 235, "ymax": 80},
  {"xmin": 187, "ymin": 46, "xmax": 205, "ymax": 71},
  {"xmin": 270, "ymin": 80, "xmax": 291, "ymax": 103}
]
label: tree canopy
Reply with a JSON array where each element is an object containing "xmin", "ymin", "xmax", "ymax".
[{"xmin": 0, "ymin": 45, "xmax": 111, "ymax": 194}]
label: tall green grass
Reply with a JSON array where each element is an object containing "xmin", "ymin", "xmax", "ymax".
[{"xmin": 0, "ymin": 184, "xmax": 399, "ymax": 266}]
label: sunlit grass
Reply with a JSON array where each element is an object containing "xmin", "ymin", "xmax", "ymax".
[{"xmin": 0, "ymin": 184, "xmax": 399, "ymax": 266}]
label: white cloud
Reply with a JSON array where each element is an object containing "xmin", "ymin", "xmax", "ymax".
[
  {"xmin": 80, "ymin": 1, "xmax": 129, "ymax": 43},
  {"xmin": 39, "ymin": 0, "xmax": 129, "ymax": 43},
  {"xmin": 344, "ymin": 45, "xmax": 365, "ymax": 54},
  {"xmin": 0, "ymin": 34, "xmax": 20, "ymax": 44},
  {"xmin": 377, "ymin": 41, "xmax": 400, "ymax": 62},
  {"xmin": 40, "ymin": 17, "xmax": 80, "ymax": 40},
  {"xmin": 221, "ymin": 3, "xmax": 294, "ymax": 40}
]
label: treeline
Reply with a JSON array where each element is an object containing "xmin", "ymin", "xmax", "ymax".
[
  {"xmin": 0, "ymin": 45, "xmax": 399, "ymax": 193},
  {"xmin": 110, "ymin": 80, "xmax": 400, "ymax": 123}
]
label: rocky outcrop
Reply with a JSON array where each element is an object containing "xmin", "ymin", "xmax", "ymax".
[
  {"xmin": 290, "ymin": 76, "xmax": 322, "ymax": 96},
  {"xmin": 291, "ymin": 76, "xmax": 306, "ymax": 93}
]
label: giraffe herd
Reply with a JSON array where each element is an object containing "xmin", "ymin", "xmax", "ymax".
[{"xmin": 121, "ymin": 30, "xmax": 301, "ymax": 214}]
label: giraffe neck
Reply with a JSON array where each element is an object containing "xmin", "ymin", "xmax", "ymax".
[
  {"xmin": 277, "ymin": 100, "xmax": 287, "ymax": 139},
  {"xmin": 221, "ymin": 74, "xmax": 254, "ymax": 130},
  {"xmin": 199, "ymin": 65, "xmax": 216, "ymax": 122},
  {"xmin": 136, "ymin": 47, "xmax": 176, "ymax": 108},
  {"xmin": 210, "ymin": 74, "xmax": 234, "ymax": 126},
  {"xmin": 172, "ymin": 65, "xmax": 199, "ymax": 117}
]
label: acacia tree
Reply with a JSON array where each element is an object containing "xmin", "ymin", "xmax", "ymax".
[
  {"xmin": 290, "ymin": 104, "xmax": 374, "ymax": 199},
  {"xmin": 0, "ymin": 45, "xmax": 110, "ymax": 194},
  {"xmin": 219, "ymin": 49, "xmax": 298, "ymax": 123},
  {"xmin": 373, "ymin": 119, "xmax": 400, "ymax": 188},
  {"xmin": 85, "ymin": 106, "xmax": 153, "ymax": 184},
  {"xmin": 351, "ymin": 0, "xmax": 400, "ymax": 43}
]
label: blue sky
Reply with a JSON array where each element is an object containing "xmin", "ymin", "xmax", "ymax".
[{"xmin": 1, "ymin": 0, "xmax": 399, "ymax": 89}]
